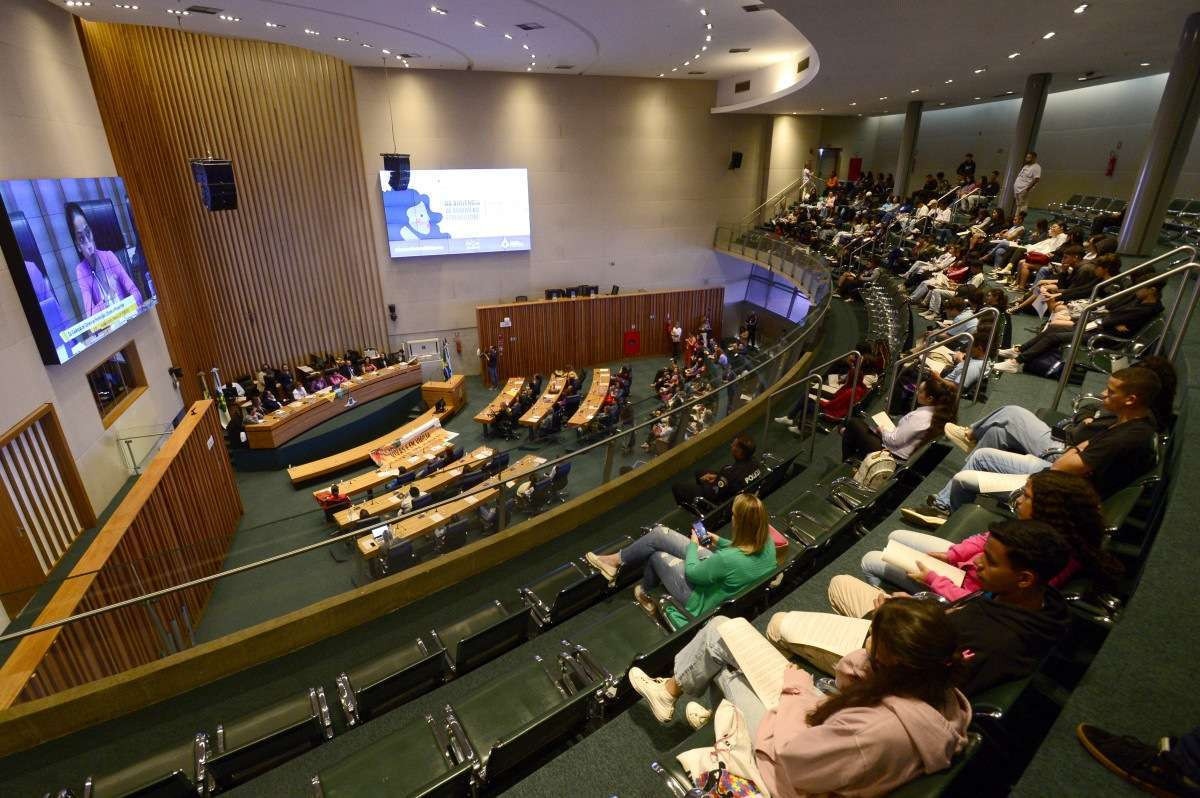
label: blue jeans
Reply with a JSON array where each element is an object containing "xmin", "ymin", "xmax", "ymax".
[
  {"xmin": 487, "ymin": 364, "xmax": 499, "ymax": 386},
  {"xmin": 933, "ymin": 448, "xmax": 1051, "ymax": 511},
  {"xmin": 672, "ymin": 616, "xmax": 768, "ymax": 735},
  {"xmin": 861, "ymin": 530, "xmax": 955, "ymax": 591},
  {"xmin": 618, "ymin": 525, "xmax": 711, "ymax": 600},
  {"xmin": 970, "ymin": 405, "xmax": 1058, "ymax": 457}
]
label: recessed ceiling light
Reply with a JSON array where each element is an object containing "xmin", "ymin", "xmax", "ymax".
[
  {"xmin": 1042, "ymin": 31, "xmax": 1056, "ymax": 39},
  {"xmin": 973, "ymin": 67, "xmax": 987, "ymax": 74},
  {"xmin": 522, "ymin": 43, "xmax": 530, "ymax": 50},
  {"xmin": 699, "ymin": 7, "xmax": 708, "ymax": 15},
  {"xmin": 1140, "ymin": 61, "xmax": 1151, "ymax": 67},
  {"xmin": 429, "ymin": 5, "xmax": 447, "ymax": 15},
  {"xmin": 218, "ymin": 14, "xmax": 239, "ymax": 21},
  {"xmin": 849, "ymin": 101, "xmax": 857, "ymax": 106},
  {"xmin": 473, "ymin": 19, "xmax": 486, "ymax": 28},
  {"xmin": 337, "ymin": 36, "xmax": 349, "ymax": 42},
  {"xmin": 974, "ymin": 96, "xmax": 982, "ymax": 100},
  {"xmin": 857, "ymin": 113, "xmax": 863, "ymax": 117},
  {"xmin": 939, "ymin": 102, "xmax": 946, "ymax": 106},
  {"xmin": 878, "ymin": 96, "xmax": 887, "ymax": 100},
  {"xmin": 706, "ymin": 34, "xmax": 712, "ymax": 42},
  {"xmin": 66, "ymin": 1, "xmax": 91, "ymax": 6},
  {"xmin": 694, "ymin": 53, "xmax": 700, "ymax": 59},
  {"xmin": 1005, "ymin": 90, "xmax": 1015, "ymax": 94},
  {"xmin": 684, "ymin": 61, "xmax": 691, "ymax": 66},
  {"xmin": 304, "ymin": 28, "xmax": 319, "ymax": 35},
  {"xmin": 114, "ymin": 3, "xmax": 138, "ymax": 8},
  {"xmin": 1077, "ymin": 75, "xmax": 1088, "ymax": 81},
  {"xmin": 1008, "ymin": 52, "xmax": 1020, "ymax": 59},
  {"xmin": 381, "ymin": 49, "xmax": 391, "ymax": 54},
  {"xmin": 362, "ymin": 43, "xmax": 373, "ymax": 48},
  {"xmin": 657, "ymin": 73, "xmax": 664, "ymax": 77},
  {"xmin": 791, "ymin": 112, "xmax": 797, "ymax": 115},
  {"xmin": 265, "ymin": 21, "xmax": 281, "ymax": 28},
  {"xmin": 403, "ymin": 62, "xmax": 410, "ymax": 68},
  {"xmin": 166, "ymin": 8, "xmax": 188, "ymax": 15},
  {"xmin": 701, "ymin": 45, "xmax": 707, "ymax": 51},
  {"xmin": 504, "ymin": 33, "xmax": 513, "ymax": 39},
  {"xmin": 910, "ymin": 89, "xmax": 920, "ymax": 93},
  {"xmin": 944, "ymin": 79, "xmax": 953, "ymax": 84},
  {"xmin": 1074, "ymin": 4, "xmax": 1089, "ymax": 13},
  {"xmin": 671, "ymin": 67, "xmax": 678, "ymax": 72},
  {"xmin": 526, "ymin": 66, "xmax": 532, "ymax": 72},
  {"xmin": 706, "ymin": 22, "xmax": 712, "ymax": 29}
]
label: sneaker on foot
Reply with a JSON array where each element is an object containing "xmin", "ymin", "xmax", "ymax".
[
  {"xmin": 993, "ymin": 358, "xmax": 1022, "ymax": 373},
  {"xmin": 628, "ymin": 667, "xmax": 676, "ymax": 724},
  {"xmin": 585, "ymin": 552, "xmax": 619, "ymax": 584},
  {"xmin": 633, "ymin": 584, "xmax": 657, "ymax": 616},
  {"xmin": 774, "ymin": 415, "xmax": 793, "ymax": 424},
  {"xmin": 685, "ymin": 702, "xmax": 713, "ymax": 730},
  {"xmin": 901, "ymin": 498, "xmax": 950, "ymax": 528},
  {"xmin": 943, "ymin": 422, "xmax": 975, "ymax": 454},
  {"xmin": 998, "ymin": 346, "xmax": 1021, "ymax": 359},
  {"xmin": 787, "ymin": 424, "xmax": 802, "ymax": 435},
  {"xmin": 1076, "ymin": 723, "xmax": 1200, "ymax": 798}
]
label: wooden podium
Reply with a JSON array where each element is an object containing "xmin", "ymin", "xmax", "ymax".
[{"xmin": 421, "ymin": 374, "xmax": 467, "ymax": 411}]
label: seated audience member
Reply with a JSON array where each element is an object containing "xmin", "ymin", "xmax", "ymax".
[
  {"xmin": 292, "ymin": 381, "xmax": 310, "ymax": 401},
  {"xmin": 244, "ymin": 399, "xmax": 264, "ymax": 424},
  {"xmin": 276, "ymin": 365, "xmax": 294, "ymax": 394},
  {"xmin": 921, "ymin": 297, "xmax": 977, "ymax": 350},
  {"xmin": 434, "ymin": 397, "xmax": 447, "ymax": 414},
  {"xmin": 328, "ymin": 369, "xmax": 347, "ymax": 388},
  {"xmin": 863, "ymin": 471, "xmax": 1119, "ymax": 597},
  {"xmin": 314, "ymin": 484, "xmax": 349, "ymax": 517},
  {"xmin": 309, "ymin": 373, "xmax": 328, "ymax": 392},
  {"xmin": 942, "ymin": 327, "xmax": 993, "ymax": 393},
  {"xmin": 399, "ymin": 484, "xmax": 425, "ymax": 512},
  {"xmin": 361, "ymin": 358, "xmax": 377, "ymax": 374},
  {"xmin": 841, "ymin": 377, "xmax": 956, "ymax": 462},
  {"xmin": 642, "ymin": 408, "xmax": 678, "ymax": 451},
  {"xmin": 814, "ymin": 519, "xmax": 1070, "ymax": 696},
  {"xmin": 903, "ymin": 367, "xmax": 1160, "ymax": 525},
  {"xmin": 587, "ymin": 494, "xmax": 775, "ymax": 626},
  {"xmin": 225, "ymin": 407, "xmax": 247, "ymax": 449},
  {"xmin": 997, "ymin": 221, "xmax": 1069, "ymax": 284},
  {"xmin": 988, "ymin": 217, "xmax": 1047, "ymax": 273},
  {"xmin": 261, "ymin": 390, "xmax": 281, "ymax": 412},
  {"xmin": 671, "ymin": 435, "xmax": 760, "ymax": 510},
  {"xmin": 995, "ymin": 278, "xmax": 1163, "ymax": 374},
  {"xmin": 1007, "ymin": 249, "xmax": 1112, "ymax": 315},
  {"xmin": 626, "ymin": 600, "xmax": 970, "ymax": 796}
]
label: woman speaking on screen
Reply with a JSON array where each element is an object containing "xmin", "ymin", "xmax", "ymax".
[{"xmin": 68, "ymin": 202, "xmax": 142, "ymax": 319}]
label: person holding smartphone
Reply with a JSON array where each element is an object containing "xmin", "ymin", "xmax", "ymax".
[{"xmin": 587, "ymin": 494, "xmax": 776, "ymax": 627}]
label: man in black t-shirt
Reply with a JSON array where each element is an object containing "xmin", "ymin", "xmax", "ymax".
[
  {"xmin": 903, "ymin": 367, "xmax": 1160, "ymax": 525},
  {"xmin": 956, "ymin": 153, "xmax": 976, "ymax": 181},
  {"xmin": 671, "ymin": 434, "xmax": 761, "ymax": 510}
]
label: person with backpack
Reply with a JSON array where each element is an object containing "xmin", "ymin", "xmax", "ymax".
[{"xmin": 841, "ymin": 377, "xmax": 957, "ymax": 463}]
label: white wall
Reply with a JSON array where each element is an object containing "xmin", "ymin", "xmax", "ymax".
[
  {"xmin": 354, "ymin": 69, "xmax": 768, "ymax": 372},
  {"xmin": 0, "ymin": 0, "xmax": 182, "ymax": 601},
  {"xmin": 765, "ymin": 114, "xmax": 822, "ymax": 199},
  {"xmin": 801, "ymin": 75, "xmax": 1200, "ymax": 205}
]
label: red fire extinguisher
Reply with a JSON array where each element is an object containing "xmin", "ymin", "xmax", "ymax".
[
  {"xmin": 1106, "ymin": 151, "xmax": 1117, "ymax": 177},
  {"xmin": 454, "ymin": 332, "xmax": 462, "ymax": 355}
]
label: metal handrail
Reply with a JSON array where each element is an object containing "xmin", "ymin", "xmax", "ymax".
[
  {"xmin": 1050, "ymin": 261, "xmax": 1200, "ymax": 410},
  {"xmin": 885, "ymin": 332, "xmax": 975, "ymax": 413},
  {"xmin": 0, "ymin": 248, "xmax": 836, "ymax": 646},
  {"xmin": 760, "ymin": 350, "xmax": 863, "ymax": 464},
  {"xmin": 1086, "ymin": 245, "xmax": 1196, "ymax": 304},
  {"xmin": 741, "ymin": 175, "xmax": 819, "ymax": 226}
]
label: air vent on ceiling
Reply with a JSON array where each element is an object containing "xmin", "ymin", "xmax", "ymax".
[
  {"xmin": 729, "ymin": 47, "xmax": 751, "ymax": 53},
  {"xmin": 515, "ymin": 22, "xmax": 544, "ymax": 31},
  {"xmin": 185, "ymin": 5, "xmax": 222, "ymax": 13},
  {"xmin": 742, "ymin": 4, "xmax": 768, "ymax": 11},
  {"xmin": 688, "ymin": 71, "xmax": 707, "ymax": 75},
  {"xmin": 735, "ymin": 80, "xmax": 751, "ymax": 93},
  {"xmin": 398, "ymin": 53, "xmax": 421, "ymax": 59},
  {"xmin": 554, "ymin": 65, "xmax": 575, "ymax": 70},
  {"xmin": 797, "ymin": 56, "xmax": 810, "ymax": 73}
]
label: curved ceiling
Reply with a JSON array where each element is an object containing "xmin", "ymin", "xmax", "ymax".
[
  {"xmin": 63, "ymin": 0, "xmax": 809, "ymax": 77},
  {"xmin": 752, "ymin": 0, "xmax": 1197, "ymax": 115}
]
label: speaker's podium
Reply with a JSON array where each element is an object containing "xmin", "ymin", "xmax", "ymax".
[{"xmin": 421, "ymin": 375, "xmax": 466, "ymax": 413}]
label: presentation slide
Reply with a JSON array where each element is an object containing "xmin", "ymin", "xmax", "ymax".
[
  {"xmin": 379, "ymin": 168, "xmax": 531, "ymax": 258},
  {"xmin": 0, "ymin": 177, "xmax": 157, "ymax": 365}
]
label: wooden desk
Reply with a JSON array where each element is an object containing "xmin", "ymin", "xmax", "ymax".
[
  {"xmin": 332, "ymin": 446, "xmax": 496, "ymax": 527},
  {"xmin": 421, "ymin": 374, "xmax": 467, "ymax": 412},
  {"xmin": 244, "ymin": 363, "xmax": 422, "ymax": 449},
  {"xmin": 566, "ymin": 368, "xmax": 610, "ymax": 428},
  {"xmin": 474, "ymin": 377, "xmax": 526, "ymax": 425},
  {"xmin": 287, "ymin": 408, "xmax": 454, "ymax": 486},
  {"xmin": 318, "ymin": 432, "xmax": 458, "ymax": 500},
  {"xmin": 519, "ymin": 376, "xmax": 566, "ymax": 427},
  {"xmin": 356, "ymin": 454, "xmax": 545, "ymax": 559}
]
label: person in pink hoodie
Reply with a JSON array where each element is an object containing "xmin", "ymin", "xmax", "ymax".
[
  {"xmin": 860, "ymin": 470, "xmax": 1120, "ymax": 599},
  {"xmin": 629, "ymin": 599, "xmax": 971, "ymax": 797}
]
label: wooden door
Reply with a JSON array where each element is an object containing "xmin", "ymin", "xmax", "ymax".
[{"xmin": 0, "ymin": 490, "xmax": 46, "ymax": 618}]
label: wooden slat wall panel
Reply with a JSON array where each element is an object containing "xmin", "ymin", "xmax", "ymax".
[
  {"xmin": 475, "ymin": 288, "xmax": 724, "ymax": 379},
  {"xmin": 75, "ymin": 21, "xmax": 387, "ymax": 402},
  {"xmin": 0, "ymin": 401, "xmax": 243, "ymax": 707}
]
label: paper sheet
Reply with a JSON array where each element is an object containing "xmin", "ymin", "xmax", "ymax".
[
  {"xmin": 776, "ymin": 613, "xmax": 872, "ymax": 676},
  {"xmin": 882, "ymin": 540, "xmax": 966, "ymax": 587},
  {"xmin": 871, "ymin": 412, "xmax": 896, "ymax": 434},
  {"xmin": 717, "ymin": 618, "xmax": 792, "ymax": 710},
  {"xmin": 973, "ymin": 470, "xmax": 1031, "ymax": 496}
]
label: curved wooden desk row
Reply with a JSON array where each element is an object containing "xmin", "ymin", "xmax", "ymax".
[
  {"xmin": 287, "ymin": 404, "xmax": 458, "ymax": 487},
  {"xmin": 566, "ymin": 368, "xmax": 611, "ymax": 428},
  {"xmin": 474, "ymin": 377, "xmax": 526, "ymax": 424},
  {"xmin": 332, "ymin": 445, "xmax": 496, "ymax": 528},
  {"xmin": 244, "ymin": 363, "xmax": 423, "ymax": 449},
  {"xmin": 519, "ymin": 375, "xmax": 567, "ymax": 427},
  {"xmin": 356, "ymin": 454, "xmax": 547, "ymax": 559}
]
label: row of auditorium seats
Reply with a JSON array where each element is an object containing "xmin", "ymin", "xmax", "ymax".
[{"xmin": 50, "ymin": 447, "xmax": 802, "ymax": 797}]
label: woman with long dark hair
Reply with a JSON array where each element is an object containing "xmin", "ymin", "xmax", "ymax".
[
  {"xmin": 67, "ymin": 202, "xmax": 142, "ymax": 318},
  {"xmin": 861, "ymin": 470, "xmax": 1121, "ymax": 596},
  {"xmin": 841, "ymin": 377, "xmax": 957, "ymax": 462},
  {"xmin": 629, "ymin": 599, "xmax": 971, "ymax": 796}
]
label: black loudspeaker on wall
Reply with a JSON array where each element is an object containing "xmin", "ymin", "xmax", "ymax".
[
  {"xmin": 382, "ymin": 153, "xmax": 411, "ymax": 192},
  {"xmin": 728, "ymin": 151, "xmax": 744, "ymax": 170},
  {"xmin": 190, "ymin": 159, "xmax": 237, "ymax": 211}
]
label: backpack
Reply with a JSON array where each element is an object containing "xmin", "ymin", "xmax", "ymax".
[{"xmin": 853, "ymin": 450, "xmax": 897, "ymax": 489}]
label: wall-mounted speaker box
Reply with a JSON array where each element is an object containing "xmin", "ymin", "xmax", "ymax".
[
  {"xmin": 729, "ymin": 151, "xmax": 744, "ymax": 170},
  {"xmin": 190, "ymin": 159, "xmax": 237, "ymax": 211}
]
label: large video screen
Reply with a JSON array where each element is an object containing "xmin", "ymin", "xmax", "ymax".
[
  {"xmin": 0, "ymin": 177, "xmax": 157, "ymax": 365},
  {"xmin": 379, "ymin": 168, "xmax": 531, "ymax": 258}
]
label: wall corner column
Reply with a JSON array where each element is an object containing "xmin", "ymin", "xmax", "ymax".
[
  {"xmin": 998, "ymin": 73, "xmax": 1051, "ymax": 216},
  {"xmin": 894, "ymin": 100, "xmax": 923, "ymax": 199}
]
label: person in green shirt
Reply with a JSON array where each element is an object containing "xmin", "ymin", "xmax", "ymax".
[{"xmin": 586, "ymin": 494, "xmax": 776, "ymax": 628}]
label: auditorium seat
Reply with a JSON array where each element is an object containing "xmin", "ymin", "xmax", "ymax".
[
  {"xmin": 519, "ymin": 559, "xmax": 608, "ymax": 628},
  {"xmin": 335, "ymin": 638, "xmax": 449, "ymax": 726},
  {"xmin": 430, "ymin": 598, "xmax": 531, "ymax": 675},
  {"xmin": 82, "ymin": 736, "xmax": 204, "ymax": 798},
  {"xmin": 888, "ymin": 732, "xmax": 983, "ymax": 797},
  {"xmin": 205, "ymin": 687, "xmax": 334, "ymax": 792},
  {"xmin": 310, "ymin": 714, "xmax": 473, "ymax": 798},
  {"xmin": 437, "ymin": 518, "xmax": 472, "ymax": 552}
]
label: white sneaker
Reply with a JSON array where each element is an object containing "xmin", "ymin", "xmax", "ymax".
[
  {"xmin": 685, "ymin": 702, "xmax": 713, "ymax": 730},
  {"xmin": 993, "ymin": 358, "xmax": 1022, "ymax": 373},
  {"xmin": 774, "ymin": 416, "xmax": 792, "ymax": 424},
  {"xmin": 998, "ymin": 346, "xmax": 1020, "ymax": 359},
  {"xmin": 787, "ymin": 425, "xmax": 802, "ymax": 435},
  {"xmin": 943, "ymin": 422, "xmax": 975, "ymax": 454},
  {"xmin": 585, "ymin": 552, "xmax": 619, "ymax": 585},
  {"xmin": 994, "ymin": 265, "xmax": 1013, "ymax": 276},
  {"xmin": 628, "ymin": 667, "xmax": 676, "ymax": 724}
]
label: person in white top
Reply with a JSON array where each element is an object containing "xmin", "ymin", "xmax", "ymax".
[
  {"xmin": 669, "ymin": 321, "xmax": 683, "ymax": 360},
  {"xmin": 292, "ymin": 384, "xmax": 309, "ymax": 401},
  {"xmin": 1012, "ymin": 152, "xmax": 1042, "ymax": 215},
  {"xmin": 840, "ymin": 377, "xmax": 957, "ymax": 462},
  {"xmin": 1009, "ymin": 222, "xmax": 1069, "ymax": 291}
]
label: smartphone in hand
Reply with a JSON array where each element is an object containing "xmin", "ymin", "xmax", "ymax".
[{"xmin": 692, "ymin": 520, "xmax": 712, "ymax": 547}]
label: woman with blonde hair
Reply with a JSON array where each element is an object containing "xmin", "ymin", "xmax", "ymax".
[{"xmin": 588, "ymin": 493, "xmax": 776, "ymax": 627}]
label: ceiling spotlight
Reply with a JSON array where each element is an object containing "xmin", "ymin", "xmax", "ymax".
[
  {"xmin": 526, "ymin": 67, "xmax": 532, "ymax": 72},
  {"xmin": 701, "ymin": 45, "xmax": 707, "ymax": 51},
  {"xmin": 473, "ymin": 19, "xmax": 486, "ymax": 27},
  {"xmin": 304, "ymin": 28, "xmax": 319, "ymax": 35},
  {"xmin": 66, "ymin": 1, "xmax": 91, "ymax": 6},
  {"xmin": 849, "ymin": 101, "xmax": 857, "ymax": 106},
  {"xmin": 878, "ymin": 96, "xmax": 887, "ymax": 100},
  {"xmin": 337, "ymin": 36, "xmax": 349, "ymax": 41},
  {"xmin": 944, "ymin": 79, "xmax": 953, "ymax": 84},
  {"xmin": 939, "ymin": 102, "xmax": 946, "ymax": 106},
  {"xmin": 1008, "ymin": 52, "xmax": 1020, "ymax": 59},
  {"xmin": 910, "ymin": 89, "xmax": 920, "ymax": 93},
  {"xmin": 657, "ymin": 73, "xmax": 664, "ymax": 77},
  {"xmin": 684, "ymin": 61, "xmax": 691, "ymax": 66},
  {"xmin": 219, "ymin": 14, "xmax": 239, "ymax": 21},
  {"xmin": 381, "ymin": 49, "xmax": 391, "ymax": 54},
  {"xmin": 429, "ymin": 5, "xmax": 447, "ymax": 15},
  {"xmin": 362, "ymin": 43, "xmax": 373, "ymax": 48},
  {"xmin": 974, "ymin": 96, "xmax": 982, "ymax": 100},
  {"xmin": 265, "ymin": 21, "xmax": 281, "ymax": 28},
  {"xmin": 706, "ymin": 22, "xmax": 712, "ymax": 30},
  {"xmin": 166, "ymin": 8, "xmax": 188, "ymax": 15},
  {"xmin": 672, "ymin": 67, "xmax": 678, "ymax": 72},
  {"xmin": 1005, "ymin": 90, "xmax": 1015, "ymax": 94},
  {"xmin": 819, "ymin": 107, "xmax": 825, "ymax": 111},
  {"xmin": 699, "ymin": 7, "xmax": 708, "ymax": 15},
  {"xmin": 1140, "ymin": 61, "xmax": 1151, "ymax": 66},
  {"xmin": 1077, "ymin": 75, "xmax": 1088, "ymax": 81},
  {"xmin": 973, "ymin": 67, "xmax": 987, "ymax": 74},
  {"xmin": 1074, "ymin": 3, "xmax": 1089, "ymax": 12},
  {"xmin": 114, "ymin": 3, "xmax": 138, "ymax": 8},
  {"xmin": 706, "ymin": 34, "xmax": 712, "ymax": 42},
  {"xmin": 1042, "ymin": 31, "xmax": 1056, "ymax": 39},
  {"xmin": 694, "ymin": 53, "xmax": 700, "ymax": 59}
]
